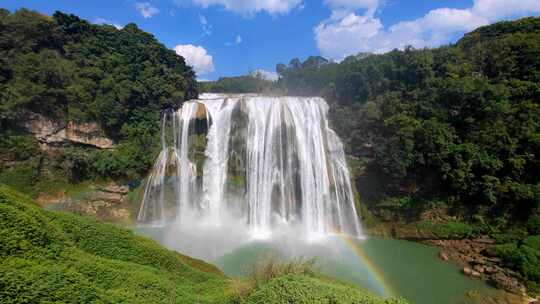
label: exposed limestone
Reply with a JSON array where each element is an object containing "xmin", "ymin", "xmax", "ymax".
[
  {"xmin": 23, "ymin": 112, "xmax": 115, "ymax": 149},
  {"xmin": 65, "ymin": 121, "xmax": 115, "ymax": 148},
  {"xmin": 46, "ymin": 182, "xmax": 133, "ymax": 223}
]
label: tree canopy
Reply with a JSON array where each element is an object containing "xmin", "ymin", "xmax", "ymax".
[
  {"xmin": 0, "ymin": 8, "xmax": 198, "ymax": 182},
  {"xmin": 275, "ymin": 17, "xmax": 540, "ymax": 222}
]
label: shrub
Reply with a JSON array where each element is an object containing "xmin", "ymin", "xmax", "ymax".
[
  {"xmin": 245, "ymin": 275, "xmax": 408, "ymax": 304},
  {"xmin": 420, "ymin": 221, "xmax": 476, "ymax": 239},
  {"xmin": 247, "ymin": 255, "xmax": 316, "ymax": 289}
]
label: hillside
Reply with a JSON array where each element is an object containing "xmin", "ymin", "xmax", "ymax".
[
  {"xmin": 275, "ymin": 17, "xmax": 540, "ymax": 227},
  {"xmin": 0, "ymin": 184, "xmax": 407, "ymax": 304},
  {"xmin": 0, "ymin": 8, "xmax": 197, "ymax": 196}
]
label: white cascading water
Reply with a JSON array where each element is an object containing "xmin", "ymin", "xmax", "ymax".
[
  {"xmin": 172, "ymin": 101, "xmax": 199, "ymax": 224},
  {"xmin": 137, "ymin": 93, "xmax": 363, "ymax": 239},
  {"xmin": 137, "ymin": 110, "xmax": 180, "ymax": 225},
  {"xmin": 200, "ymin": 96, "xmax": 240, "ymax": 223}
]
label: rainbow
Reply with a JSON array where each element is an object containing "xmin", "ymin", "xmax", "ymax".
[{"xmin": 339, "ymin": 235, "xmax": 396, "ymax": 298}]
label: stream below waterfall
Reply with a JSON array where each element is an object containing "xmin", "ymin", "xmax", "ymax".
[{"xmin": 135, "ymin": 225, "xmax": 500, "ymax": 304}]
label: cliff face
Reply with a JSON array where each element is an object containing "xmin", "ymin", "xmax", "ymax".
[{"xmin": 23, "ymin": 112, "xmax": 115, "ymax": 149}]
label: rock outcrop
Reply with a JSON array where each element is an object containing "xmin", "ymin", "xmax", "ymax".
[
  {"xmin": 427, "ymin": 238, "xmax": 526, "ymax": 295},
  {"xmin": 46, "ymin": 182, "xmax": 132, "ymax": 223},
  {"xmin": 23, "ymin": 112, "xmax": 115, "ymax": 149}
]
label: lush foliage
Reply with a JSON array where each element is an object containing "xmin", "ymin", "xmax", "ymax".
[
  {"xmin": 0, "ymin": 184, "xmax": 232, "ymax": 303},
  {"xmin": 200, "ymin": 73, "xmax": 282, "ymax": 94},
  {"xmin": 0, "ymin": 184, "xmax": 404, "ymax": 303},
  {"xmin": 276, "ymin": 17, "xmax": 540, "ymax": 224},
  {"xmin": 491, "ymin": 235, "xmax": 540, "ymax": 293},
  {"xmin": 245, "ymin": 275, "xmax": 407, "ymax": 304},
  {"xmin": 233, "ymin": 255, "xmax": 407, "ymax": 304},
  {"xmin": 0, "ymin": 8, "xmax": 197, "ymax": 190}
]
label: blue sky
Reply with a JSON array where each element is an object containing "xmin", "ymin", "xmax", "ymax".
[{"xmin": 3, "ymin": 0, "xmax": 540, "ymax": 80}]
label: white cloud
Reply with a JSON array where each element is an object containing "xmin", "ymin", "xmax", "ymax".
[
  {"xmin": 250, "ymin": 69, "xmax": 278, "ymax": 81},
  {"xmin": 135, "ymin": 2, "xmax": 160, "ymax": 19},
  {"xmin": 174, "ymin": 44, "xmax": 215, "ymax": 76},
  {"xmin": 235, "ymin": 35, "xmax": 242, "ymax": 44},
  {"xmin": 472, "ymin": 0, "xmax": 540, "ymax": 20},
  {"xmin": 315, "ymin": 0, "xmax": 540, "ymax": 61},
  {"xmin": 189, "ymin": 0, "xmax": 303, "ymax": 16},
  {"xmin": 94, "ymin": 18, "xmax": 123, "ymax": 29},
  {"xmin": 324, "ymin": 0, "xmax": 379, "ymax": 18},
  {"xmin": 199, "ymin": 14, "xmax": 212, "ymax": 35}
]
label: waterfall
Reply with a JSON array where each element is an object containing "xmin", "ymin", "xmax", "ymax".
[
  {"xmin": 137, "ymin": 110, "xmax": 180, "ymax": 225},
  {"xmin": 138, "ymin": 93, "xmax": 363, "ymax": 239},
  {"xmin": 200, "ymin": 96, "xmax": 239, "ymax": 223}
]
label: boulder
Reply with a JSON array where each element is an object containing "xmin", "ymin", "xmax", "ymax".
[
  {"xmin": 439, "ymin": 251, "xmax": 449, "ymax": 261},
  {"xmin": 489, "ymin": 272, "xmax": 523, "ymax": 294},
  {"xmin": 473, "ymin": 265, "xmax": 485, "ymax": 273},
  {"xmin": 96, "ymin": 183, "xmax": 129, "ymax": 194},
  {"xmin": 471, "ymin": 270, "xmax": 482, "ymax": 278}
]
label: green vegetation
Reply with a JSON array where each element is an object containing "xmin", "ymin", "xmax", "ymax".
[
  {"xmin": 245, "ymin": 275, "xmax": 407, "ymax": 304},
  {"xmin": 0, "ymin": 184, "xmax": 408, "ymax": 303},
  {"xmin": 276, "ymin": 18, "xmax": 540, "ymax": 226},
  {"xmin": 199, "ymin": 73, "xmax": 282, "ymax": 94},
  {"xmin": 0, "ymin": 8, "xmax": 197, "ymax": 194},
  {"xmin": 0, "ymin": 184, "xmax": 232, "ymax": 303},
  {"xmin": 418, "ymin": 221, "xmax": 476, "ymax": 239},
  {"xmin": 233, "ymin": 255, "xmax": 407, "ymax": 304}
]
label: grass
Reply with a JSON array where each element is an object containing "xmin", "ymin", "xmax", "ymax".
[
  {"xmin": 231, "ymin": 254, "xmax": 409, "ymax": 304},
  {"xmin": 0, "ymin": 183, "xmax": 234, "ymax": 303}
]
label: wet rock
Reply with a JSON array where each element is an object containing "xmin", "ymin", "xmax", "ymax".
[
  {"xmin": 484, "ymin": 266, "xmax": 497, "ymax": 274},
  {"xmin": 439, "ymin": 251, "xmax": 449, "ymax": 261},
  {"xmin": 474, "ymin": 265, "xmax": 485, "ymax": 273},
  {"xmin": 463, "ymin": 267, "xmax": 473, "ymax": 275},
  {"xmin": 489, "ymin": 272, "xmax": 523, "ymax": 294},
  {"xmin": 471, "ymin": 270, "xmax": 482, "ymax": 278},
  {"xmin": 100, "ymin": 183, "xmax": 129, "ymax": 194},
  {"xmin": 89, "ymin": 191, "xmax": 124, "ymax": 203}
]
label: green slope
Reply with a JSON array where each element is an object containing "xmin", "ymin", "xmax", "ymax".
[
  {"xmin": 0, "ymin": 184, "xmax": 233, "ymax": 303},
  {"xmin": 0, "ymin": 184, "xmax": 407, "ymax": 303}
]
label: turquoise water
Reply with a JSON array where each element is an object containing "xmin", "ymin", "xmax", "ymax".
[{"xmin": 135, "ymin": 226, "xmax": 500, "ymax": 304}]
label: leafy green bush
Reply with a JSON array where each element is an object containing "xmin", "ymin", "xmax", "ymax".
[
  {"xmin": 492, "ymin": 239, "xmax": 540, "ymax": 290},
  {"xmin": 0, "ymin": 162, "xmax": 40, "ymax": 196},
  {"xmin": 419, "ymin": 221, "xmax": 476, "ymax": 239},
  {"xmin": 527, "ymin": 215, "xmax": 540, "ymax": 235},
  {"xmin": 524, "ymin": 236, "xmax": 540, "ymax": 251},
  {"xmin": 247, "ymin": 255, "xmax": 316, "ymax": 289},
  {"xmin": 245, "ymin": 275, "xmax": 408, "ymax": 304}
]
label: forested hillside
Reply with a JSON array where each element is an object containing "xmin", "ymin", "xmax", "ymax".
[
  {"xmin": 277, "ymin": 17, "xmax": 540, "ymax": 222},
  {"xmin": 0, "ymin": 9, "xmax": 197, "ymax": 194}
]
